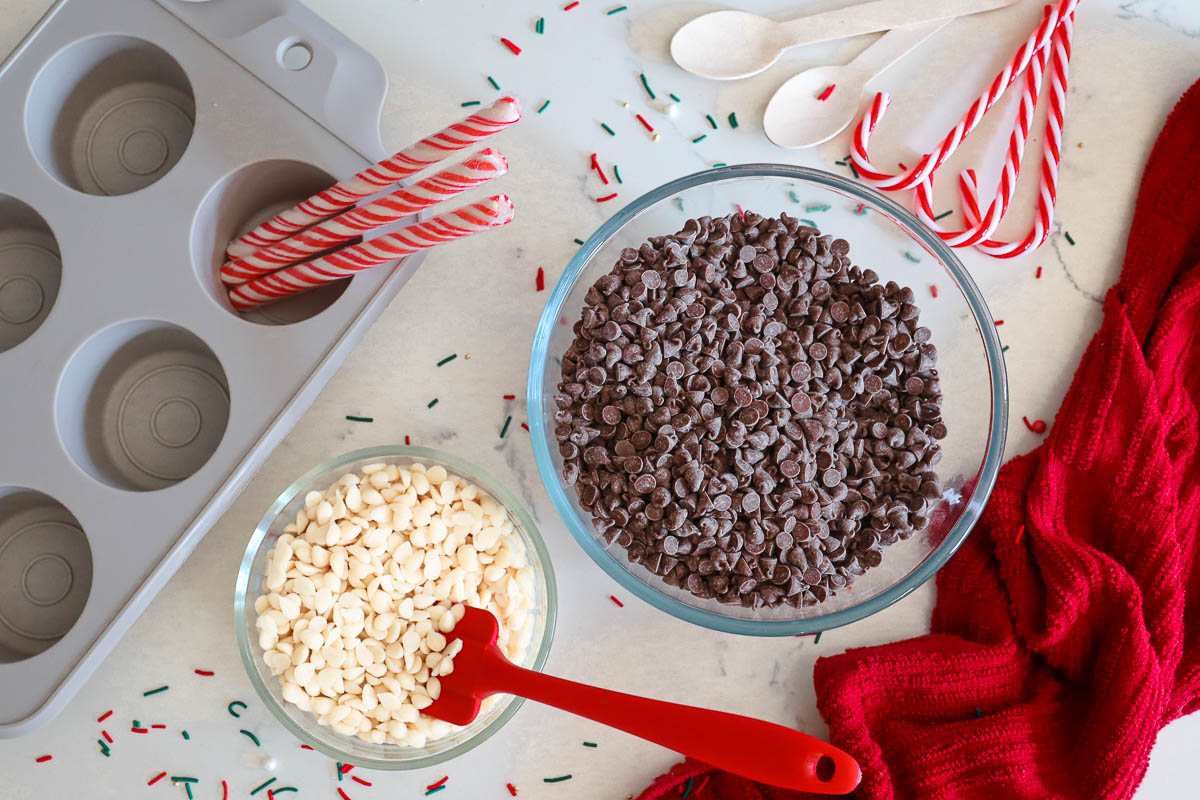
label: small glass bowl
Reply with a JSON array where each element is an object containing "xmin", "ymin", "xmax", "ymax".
[
  {"xmin": 528, "ymin": 165, "xmax": 1007, "ymax": 636},
  {"xmin": 234, "ymin": 445, "xmax": 557, "ymax": 769}
]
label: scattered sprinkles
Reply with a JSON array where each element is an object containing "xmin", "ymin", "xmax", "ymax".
[
  {"xmin": 995, "ymin": 320, "xmax": 1004, "ymax": 326},
  {"xmin": 692, "ymin": 134, "xmax": 707, "ymax": 143},
  {"xmin": 1036, "ymin": 266, "xmax": 1043, "ymax": 278},
  {"xmin": 461, "ymin": 100, "xmax": 481, "ymax": 107},
  {"xmin": 250, "ymin": 778, "xmax": 277, "ymax": 796},
  {"xmin": 705, "ymin": 114, "xmax": 718, "ymax": 129},
  {"xmin": 487, "ymin": 76, "xmax": 501, "ymax": 90},
  {"xmin": 712, "ymin": 162, "xmax": 727, "ymax": 168},
  {"xmin": 193, "ymin": 669, "xmax": 214, "ymax": 677},
  {"xmin": 904, "ymin": 251, "xmax": 922, "ymax": 263},
  {"xmin": 239, "ymin": 729, "xmax": 261, "ymax": 747},
  {"xmin": 170, "ymin": 777, "xmax": 199, "ymax": 784},
  {"xmin": 535, "ymin": 16, "xmax": 545, "ymax": 33},
  {"xmin": 437, "ymin": 353, "xmax": 458, "ymax": 367},
  {"xmin": 1022, "ymin": 416, "xmax": 1048, "ymax": 434},
  {"xmin": 609, "ymin": 594, "xmax": 624, "ymax": 607},
  {"xmin": 151, "ymin": 724, "xmax": 166, "ymax": 729},
  {"xmin": 583, "ymin": 741, "xmax": 598, "ymax": 747},
  {"xmin": 427, "ymin": 398, "xmax": 439, "ymax": 409},
  {"xmin": 788, "ymin": 190, "xmax": 802, "ymax": 203},
  {"xmin": 574, "ymin": 238, "xmax": 585, "ymax": 245},
  {"xmin": 426, "ymin": 787, "xmax": 447, "ymax": 797},
  {"xmin": 1002, "ymin": 345, "xmax": 1010, "ymax": 353},
  {"xmin": 600, "ymin": 122, "xmax": 616, "ymax": 136},
  {"xmin": 817, "ymin": 84, "xmax": 836, "ymax": 101},
  {"xmin": 590, "ymin": 153, "xmax": 609, "ymax": 184},
  {"xmin": 800, "ymin": 218, "xmax": 818, "ymax": 227},
  {"xmin": 669, "ymin": 93, "xmax": 682, "ymax": 102},
  {"xmin": 537, "ymin": 267, "xmax": 546, "ymax": 291},
  {"xmin": 1064, "ymin": 231, "xmax": 1076, "ymax": 245},
  {"xmin": 500, "ymin": 416, "xmax": 513, "ymax": 438},
  {"xmin": 564, "ymin": 1, "xmax": 580, "ymax": 9},
  {"xmin": 607, "ymin": 5, "xmax": 628, "ymax": 13},
  {"xmin": 640, "ymin": 72, "xmax": 656, "ymax": 99},
  {"xmin": 974, "ymin": 707, "xmax": 984, "ymax": 719},
  {"xmin": 544, "ymin": 775, "xmax": 573, "ymax": 783},
  {"xmin": 337, "ymin": 790, "xmax": 352, "ymax": 800},
  {"xmin": 933, "ymin": 209, "xmax": 954, "ymax": 221},
  {"xmin": 181, "ymin": 730, "xmax": 190, "ymax": 740},
  {"xmin": 427, "ymin": 777, "xmax": 450, "ymax": 792},
  {"xmin": 507, "ymin": 784, "xmax": 519, "ymax": 796},
  {"xmin": 597, "ymin": 192, "xmax": 619, "ymax": 202},
  {"xmin": 853, "ymin": 203, "xmax": 866, "ymax": 215},
  {"xmin": 930, "ymin": 285, "xmax": 939, "ymax": 298},
  {"xmin": 101, "ymin": 730, "xmax": 113, "ymax": 743},
  {"xmin": 98, "ymin": 710, "xmax": 113, "ymax": 723},
  {"xmin": 503, "ymin": 394, "xmax": 516, "ymax": 400},
  {"xmin": 537, "ymin": 99, "xmax": 551, "ymax": 114},
  {"xmin": 805, "ymin": 203, "xmax": 831, "ymax": 212},
  {"xmin": 613, "ymin": 164, "xmax": 623, "ymax": 183},
  {"xmin": 36, "ymin": 755, "xmax": 52, "ymax": 763},
  {"xmin": 345, "ymin": 415, "xmax": 373, "ymax": 423},
  {"xmin": 682, "ymin": 776, "xmax": 696, "ymax": 799},
  {"xmin": 148, "ymin": 772, "xmax": 167, "ymax": 786},
  {"xmin": 131, "ymin": 727, "xmax": 149, "ymax": 734},
  {"xmin": 521, "ymin": 422, "xmax": 530, "ymax": 432},
  {"xmin": 499, "ymin": 37, "xmax": 522, "ymax": 55},
  {"xmin": 97, "ymin": 739, "xmax": 110, "ymax": 757},
  {"xmin": 352, "ymin": 776, "xmax": 372, "ymax": 787},
  {"xmin": 635, "ymin": 113, "xmax": 655, "ymax": 133},
  {"xmin": 143, "ymin": 685, "xmax": 169, "ymax": 697},
  {"xmin": 728, "ymin": 112, "xmax": 739, "ymax": 128}
]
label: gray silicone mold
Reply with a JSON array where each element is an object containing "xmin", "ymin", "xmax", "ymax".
[{"xmin": 0, "ymin": 0, "xmax": 424, "ymax": 736}]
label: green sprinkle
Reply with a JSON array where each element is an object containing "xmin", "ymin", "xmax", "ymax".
[
  {"xmin": 181, "ymin": 730, "xmax": 190, "ymax": 740},
  {"xmin": 535, "ymin": 17, "xmax": 544, "ymax": 33},
  {"xmin": 814, "ymin": 631, "xmax": 822, "ymax": 644},
  {"xmin": 250, "ymin": 777, "xmax": 276, "ymax": 796},
  {"xmin": 853, "ymin": 203, "xmax": 868, "ymax": 215},
  {"xmin": 691, "ymin": 134, "xmax": 707, "ymax": 143},
  {"xmin": 583, "ymin": 741, "xmax": 598, "ymax": 747},
  {"xmin": 574, "ymin": 238, "xmax": 585, "ymax": 245},
  {"xmin": 537, "ymin": 99, "xmax": 550, "ymax": 113},
  {"xmin": 239, "ymin": 729, "xmax": 261, "ymax": 747},
  {"xmin": 345, "ymin": 415, "xmax": 373, "ymax": 422},
  {"xmin": 801, "ymin": 218, "xmax": 818, "ymax": 228},
  {"xmin": 706, "ymin": 114, "xmax": 718, "ymax": 129},
  {"xmin": 639, "ymin": 72, "xmax": 655, "ymax": 100},
  {"xmin": 500, "ymin": 416, "xmax": 513, "ymax": 438},
  {"xmin": 675, "ymin": 198, "xmax": 685, "ymax": 211},
  {"xmin": 132, "ymin": 720, "xmax": 141, "ymax": 728},
  {"xmin": 272, "ymin": 790, "xmax": 299, "ymax": 796},
  {"xmin": 143, "ymin": 685, "xmax": 169, "ymax": 696},
  {"xmin": 170, "ymin": 777, "xmax": 199, "ymax": 784},
  {"xmin": 711, "ymin": 162, "xmax": 727, "ymax": 168},
  {"xmin": 682, "ymin": 777, "xmax": 696, "ymax": 799},
  {"xmin": 607, "ymin": 5, "xmax": 628, "ymax": 13},
  {"xmin": 1002, "ymin": 345, "xmax": 1010, "ymax": 353},
  {"xmin": 97, "ymin": 739, "xmax": 109, "ymax": 753},
  {"xmin": 1064, "ymin": 231, "xmax": 1076, "ymax": 245},
  {"xmin": 933, "ymin": 209, "xmax": 954, "ymax": 221},
  {"xmin": 974, "ymin": 707, "xmax": 983, "ymax": 718},
  {"xmin": 544, "ymin": 775, "xmax": 573, "ymax": 783},
  {"xmin": 427, "ymin": 398, "xmax": 439, "ymax": 409},
  {"xmin": 834, "ymin": 160, "xmax": 847, "ymax": 166},
  {"xmin": 186, "ymin": 785, "xmax": 193, "ymax": 800},
  {"xmin": 848, "ymin": 161, "xmax": 860, "ymax": 179},
  {"xmin": 336, "ymin": 763, "xmax": 344, "ymax": 782},
  {"xmin": 788, "ymin": 190, "xmax": 802, "ymax": 203},
  {"xmin": 436, "ymin": 353, "xmax": 457, "ymax": 367},
  {"xmin": 426, "ymin": 787, "xmax": 447, "ymax": 797},
  {"xmin": 487, "ymin": 76, "xmax": 501, "ymax": 90},
  {"xmin": 668, "ymin": 92, "xmax": 681, "ymax": 102},
  {"xmin": 461, "ymin": 100, "xmax": 481, "ymax": 107},
  {"xmin": 613, "ymin": 164, "xmax": 622, "ymax": 183},
  {"xmin": 600, "ymin": 122, "xmax": 615, "ymax": 136},
  {"xmin": 728, "ymin": 112, "xmax": 738, "ymax": 128},
  {"xmin": 805, "ymin": 203, "xmax": 831, "ymax": 212},
  {"xmin": 904, "ymin": 251, "xmax": 921, "ymax": 263}
]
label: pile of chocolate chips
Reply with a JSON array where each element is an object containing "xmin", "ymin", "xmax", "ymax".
[{"xmin": 553, "ymin": 211, "xmax": 944, "ymax": 609}]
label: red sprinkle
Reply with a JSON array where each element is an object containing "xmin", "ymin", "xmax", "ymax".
[
  {"xmin": 1015, "ymin": 524, "xmax": 1026, "ymax": 544},
  {"xmin": 427, "ymin": 777, "xmax": 450, "ymax": 791},
  {"xmin": 536, "ymin": 267, "xmax": 545, "ymax": 291},
  {"xmin": 36, "ymin": 755, "xmax": 52, "ymax": 763},
  {"xmin": 148, "ymin": 771, "xmax": 167, "ymax": 786},
  {"xmin": 338, "ymin": 789, "xmax": 352, "ymax": 800},
  {"xmin": 609, "ymin": 595, "xmax": 624, "ymax": 607},
  {"xmin": 736, "ymin": 204, "xmax": 746, "ymax": 220},
  {"xmin": 131, "ymin": 728, "xmax": 149, "ymax": 734},
  {"xmin": 596, "ymin": 193, "xmax": 618, "ymax": 203},
  {"xmin": 193, "ymin": 669, "xmax": 214, "ymax": 676},
  {"xmin": 995, "ymin": 320, "xmax": 1004, "ymax": 326},
  {"xmin": 101, "ymin": 730, "xmax": 113, "ymax": 743},
  {"xmin": 340, "ymin": 764, "xmax": 354, "ymax": 774},
  {"xmin": 930, "ymin": 284, "xmax": 939, "ymax": 298},
  {"xmin": 151, "ymin": 724, "xmax": 166, "ymax": 729},
  {"xmin": 564, "ymin": 1, "xmax": 580, "ymax": 9},
  {"xmin": 635, "ymin": 113, "xmax": 655, "ymax": 133},
  {"xmin": 695, "ymin": 776, "xmax": 711, "ymax": 795},
  {"xmin": 404, "ymin": 435, "xmax": 411, "ymax": 445},
  {"xmin": 352, "ymin": 776, "xmax": 373, "ymax": 787},
  {"xmin": 520, "ymin": 422, "xmax": 530, "ymax": 431},
  {"xmin": 268, "ymin": 792, "xmax": 274, "ymax": 800},
  {"xmin": 590, "ymin": 153, "xmax": 609, "ymax": 184},
  {"xmin": 1036, "ymin": 266, "xmax": 1043, "ymax": 278},
  {"xmin": 299, "ymin": 745, "xmax": 314, "ymax": 750},
  {"xmin": 507, "ymin": 784, "xmax": 519, "ymax": 796},
  {"xmin": 98, "ymin": 710, "xmax": 113, "ymax": 723},
  {"xmin": 1022, "ymin": 416, "xmax": 1048, "ymax": 434},
  {"xmin": 817, "ymin": 84, "xmax": 836, "ymax": 101},
  {"xmin": 222, "ymin": 780, "xmax": 229, "ymax": 800},
  {"xmin": 503, "ymin": 394, "xmax": 516, "ymax": 400},
  {"xmin": 499, "ymin": 37, "xmax": 522, "ymax": 55}
]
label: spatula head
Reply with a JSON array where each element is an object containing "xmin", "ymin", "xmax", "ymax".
[{"xmin": 423, "ymin": 606, "xmax": 502, "ymax": 726}]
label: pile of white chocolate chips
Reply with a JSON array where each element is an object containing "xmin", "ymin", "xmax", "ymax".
[{"xmin": 254, "ymin": 461, "xmax": 537, "ymax": 747}]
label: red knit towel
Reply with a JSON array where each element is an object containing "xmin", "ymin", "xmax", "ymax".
[{"xmin": 638, "ymin": 78, "xmax": 1200, "ymax": 800}]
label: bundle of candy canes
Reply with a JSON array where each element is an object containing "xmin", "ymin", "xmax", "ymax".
[
  {"xmin": 851, "ymin": 0, "xmax": 1079, "ymax": 258},
  {"xmin": 221, "ymin": 97, "xmax": 521, "ymax": 311}
]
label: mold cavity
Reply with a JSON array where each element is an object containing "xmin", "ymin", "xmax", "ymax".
[
  {"xmin": 56, "ymin": 320, "xmax": 230, "ymax": 491},
  {"xmin": 26, "ymin": 35, "xmax": 195, "ymax": 195},
  {"xmin": 0, "ymin": 488, "xmax": 92, "ymax": 662},
  {"xmin": 279, "ymin": 40, "xmax": 313, "ymax": 71},
  {"xmin": 0, "ymin": 196, "xmax": 60, "ymax": 353},
  {"xmin": 191, "ymin": 159, "xmax": 349, "ymax": 326}
]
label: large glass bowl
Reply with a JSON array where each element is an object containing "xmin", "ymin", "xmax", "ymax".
[
  {"xmin": 528, "ymin": 165, "xmax": 1006, "ymax": 636},
  {"xmin": 234, "ymin": 445, "xmax": 557, "ymax": 769}
]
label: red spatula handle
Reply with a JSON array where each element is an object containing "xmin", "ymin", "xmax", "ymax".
[{"xmin": 477, "ymin": 648, "xmax": 860, "ymax": 794}]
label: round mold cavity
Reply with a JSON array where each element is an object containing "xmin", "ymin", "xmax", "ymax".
[
  {"xmin": 0, "ymin": 488, "xmax": 92, "ymax": 662},
  {"xmin": 56, "ymin": 320, "xmax": 230, "ymax": 492},
  {"xmin": 191, "ymin": 159, "xmax": 350, "ymax": 326},
  {"xmin": 0, "ymin": 195, "xmax": 60, "ymax": 353},
  {"xmin": 279, "ymin": 40, "xmax": 313, "ymax": 71},
  {"xmin": 26, "ymin": 35, "xmax": 195, "ymax": 196}
]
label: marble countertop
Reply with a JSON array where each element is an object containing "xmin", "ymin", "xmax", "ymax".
[{"xmin": 3, "ymin": 0, "xmax": 1199, "ymax": 797}]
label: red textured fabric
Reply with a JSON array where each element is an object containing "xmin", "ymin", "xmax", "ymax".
[{"xmin": 637, "ymin": 78, "xmax": 1200, "ymax": 800}]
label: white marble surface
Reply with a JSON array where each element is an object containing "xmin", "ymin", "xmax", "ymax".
[{"xmin": 3, "ymin": 0, "xmax": 1199, "ymax": 797}]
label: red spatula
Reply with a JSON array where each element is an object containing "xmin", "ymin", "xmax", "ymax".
[{"xmin": 425, "ymin": 607, "xmax": 861, "ymax": 794}]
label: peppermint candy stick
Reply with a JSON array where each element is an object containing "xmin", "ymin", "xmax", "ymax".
[
  {"xmin": 226, "ymin": 97, "xmax": 521, "ymax": 259},
  {"xmin": 221, "ymin": 149, "xmax": 508, "ymax": 285},
  {"xmin": 229, "ymin": 195, "xmax": 515, "ymax": 311}
]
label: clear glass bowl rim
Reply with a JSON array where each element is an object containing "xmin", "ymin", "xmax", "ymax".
[
  {"xmin": 233, "ymin": 444, "xmax": 559, "ymax": 769},
  {"xmin": 527, "ymin": 163, "xmax": 1007, "ymax": 636}
]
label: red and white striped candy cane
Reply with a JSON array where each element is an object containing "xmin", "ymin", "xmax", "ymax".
[
  {"xmin": 850, "ymin": 0, "xmax": 1079, "ymax": 192},
  {"xmin": 226, "ymin": 97, "xmax": 521, "ymax": 259},
  {"xmin": 229, "ymin": 195, "xmax": 515, "ymax": 311},
  {"xmin": 956, "ymin": 11, "xmax": 1074, "ymax": 257},
  {"xmin": 220, "ymin": 148, "xmax": 509, "ymax": 285}
]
